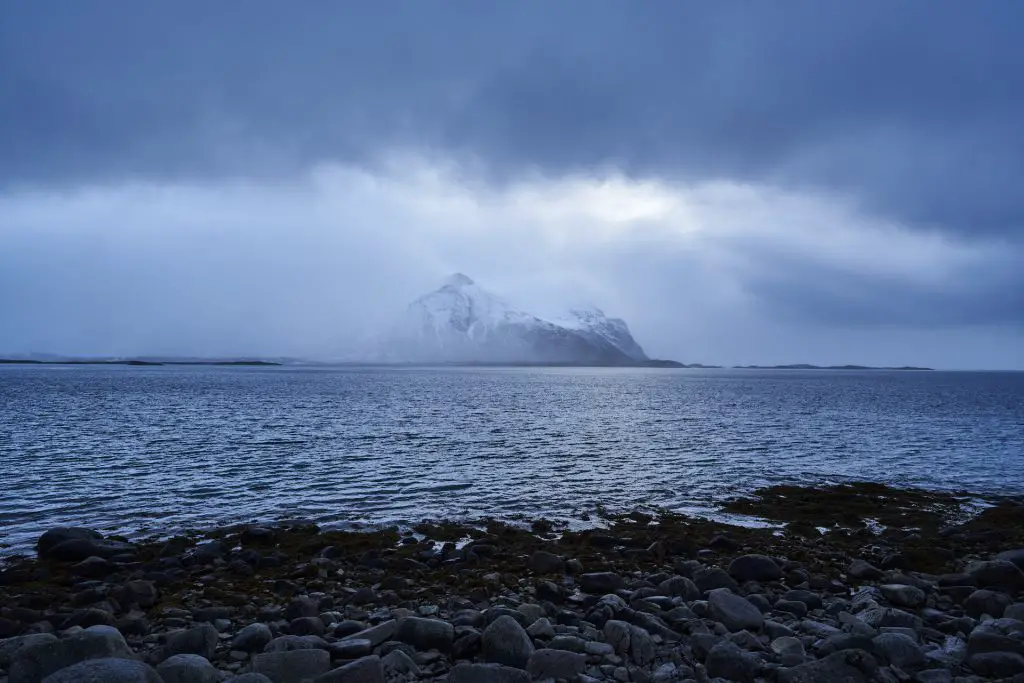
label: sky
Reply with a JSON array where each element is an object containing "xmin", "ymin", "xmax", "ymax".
[{"xmin": 1, "ymin": 2, "xmax": 1022, "ymax": 369}]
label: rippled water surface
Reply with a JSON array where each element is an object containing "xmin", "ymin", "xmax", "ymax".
[{"xmin": 2, "ymin": 365, "xmax": 1023, "ymax": 553}]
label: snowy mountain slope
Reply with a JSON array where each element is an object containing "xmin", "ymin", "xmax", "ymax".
[{"xmin": 378, "ymin": 274, "xmax": 650, "ymax": 364}]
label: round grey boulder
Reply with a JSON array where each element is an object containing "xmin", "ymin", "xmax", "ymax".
[
  {"xmin": 156, "ymin": 654, "xmax": 222, "ymax": 683},
  {"xmin": 481, "ymin": 615, "xmax": 534, "ymax": 669},
  {"xmin": 163, "ymin": 624, "xmax": 219, "ymax": 661},
  {"xmin": 708, "ymin": 588, "xmax": 764, "ymax": 632},
  {"xmin": 964, "ymin": 589, "xmax": 1012, "ymax": 619},
  {"xmin": 41, "ymin": 658, "xmax": 162, "ymax": 683},
  {"xmin": 231, "ymin": 623, "xmax": 273, "ymax": 653},
  {"xmin": 729, "ymin": 555, "xmax": 782, "ymax": 583}
]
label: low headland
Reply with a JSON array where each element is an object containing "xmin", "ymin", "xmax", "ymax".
[{"xmin": 3, "ymin": 483, "xmax": 1024, "ymax": 682}]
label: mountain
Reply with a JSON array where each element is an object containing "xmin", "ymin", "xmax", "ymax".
[{"xmin": 377, "ymin": 274, "xmax": 653, "ymax": 365}]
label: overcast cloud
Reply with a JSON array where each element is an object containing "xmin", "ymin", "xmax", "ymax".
[{"xmin": 1, "ymin": 1, "xmax": 1022, "ymax": 368}]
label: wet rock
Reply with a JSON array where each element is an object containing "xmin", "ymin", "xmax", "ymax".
[
  {"xmin": 778, "ymin": 648, "xmax": 879, "ymax": 683},
  {"xmin": 39, "ymin": 658, "xmax": 161, "ymax": 683},
  {"xmin": 395, "ymin": 616, "xmax": 454, "ymax": 652},
  {"xmin": 481, "ymin": 615, "xmax": 534, "ymax": 669},
  {"xmin": 729, "ymin": 555, "xmax": 782, "ymax": 583},
  {"xmin": 604, "ymin": 620, "xmax": 632, "ymax": 657},
  {"xmin": 528, "ymin": 551, "xmax": 564, "ymax": 574},
  {"xmin": 340, "ymin": 620, "xmax": 396, "ymax": 648},
  {"xmin": 963, "ymin": 588, "xmax": 1012, "ymax": 619},
  {"xmin": 381, "ymin": 650, "xmax": 417, "ymax": 678},
  {"xmin": 36, "ymin": 528, "xmax": 101, "ymax": 557},
  {"xmin": 694, "ymin": 567, "xmax": 740, "ymax": 593},
  {"xmin": 155, "ymin": 654, "xmax": 222, "ymax": 683},
  {"xmin": 10, "ymin": 625, "xmax": 133, "ymax": 683},
  {"xmin": 328, "ymin": 639, "xmax": 372, "ymax": 659},
  {"xmin": 996, "ymin": 548, "xmax": 1024, "ymax": 570},
  {"xmin": 848, "ymin": 559, "xmax": 883, "ymax": 580},
  {"xmin": 872, "ymin": 632, "xmax": 925, "ymax": 669},
  {"xmin": 232, "ymin": 623, "xmax": 273, "ymax": 652},
  {"xmin": 967, "ymin": 652, "xmax": 1024, "ymax": 678},
  {"xmin": 657, "ymin": 575, "xmax": 701, "ymax": 601},
  {"xmin": 0, "ymin": 634, "xmax": 58, "ymax": 669},
  {"xmin": 771, "ymin": 636, "xmax": 805, "ymax": 665},
  {"xmin": 966, "ymin": 560, "xmax": 1024, "ymax": 593},
  {"xmin": 313, "ymin": 655, "xmax": 384, "ymax": 683},
  {"xmin": 705, "ymin": 640, "xmax": 760, "ymax": 681},
  {"xmin": 526, "ymin": 648, "xmax": 586, "ymax": 679},
  {"xmin": 879, "ymin": 584, "xmax": 927, "ymax": 608},
  {"xmin": 290, "ymin": 616, "xmax": 326, "ymax": 637},
  {"xmin": 162, "ymin": 623, "xmax": 219, "ymax": 661},
  {"xmin": 526, "ymin": 617, "xmax": 554, "ymax": 639},
  {"xmin": 578, "ymin": 572, "xmax": 624, "ymax": 594},
  {"xmin": 253, "ymin": 649, "xmax": 331, "ymax": 683},
  {"xmin": 967, "ymin": 617, "xmax": 1024, "ymax": 657},
  {"xmin": 448, "ymin": 662, "xmax": 530, "ymax": 683},
  {"xmin": 284, "ymin": 597, "xmax": 319, "ymax": 621},
  {"xmin": 708, "ymin": 588, "xmax": 764, "ymax": 632}
]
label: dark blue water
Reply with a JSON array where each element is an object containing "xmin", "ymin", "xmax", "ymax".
[{"xmin": 1, "ymin": 365, "xmax": 1022, "ymax": 554}]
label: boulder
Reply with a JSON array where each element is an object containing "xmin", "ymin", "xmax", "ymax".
[
  {"xmin": 966, "ymin": 560, "xmax": 1024, "ymax": 593},
  {"xmin": 395, "ymin": 616, "xmax": 454, "ymax": 652},
  {"xmin": 162, "ymin": 624, "xmax": 218, "ymax": 661},
  {"xmin": 848, "ymin": 559, "xmax": 883, "ymax": 580},
  {"xmin": 0, "ymin": 634, "xmax": 58, "ymax": 669},
  {"xmin": 694, "ymin": 567, "xmax": 740, "ymax": 592},
  {"xmin": 448, "ymin": 663, "xmax": 530, "ymax": 683},
  {"xmin": 728, "ymin": 555, "xmax": 782, "ymax": 583},
  {"xmin": 481, "ymin": 615, "xmax": 534, "ymax": 669},
  {"xmin": 232, "ymin": 623, "xmax": 273, "ymax": 652},
  {"xmin": 155, "ymin": 654, "xmax": 222, "ymax": 683},
  {"xmin": 340, "ymin": 620, "xmax": 395, "ymax": 648},
  {"xmin": 526, "ymin": 649, "xmax": 586, "ymax": 680},
  {"xmin": 311, "ymin": 655, "xmax": 384, "ymax": 683},
  {"xmin": 968, "ymin": 651, "xmax": 1024, "ymax": 678},
  {"xmin": 40, "ymin": 658, "xmax": 161, "ymax": 683},
  {"xmin": 706, "ymin": 640, "xmax": 760, "ymax": 682},
  {"xmin": 964, "ymin": 589, "xmax": 1013, "ymax": 619},
  {"xmin": 879, "ymin": 584, "xmax": 927, "ymax": 608},
  {"xmin": 10, "ymin": 625, "xmax": 133, "ymax": 683},
  {"xmin": 778, "ymin": 649, "xmax": 879, "ymax": 683},
  {"xmin": 996, "ymin": 549, "xmax": 1024, "ymax": 570},
  {"xmin": 253, "ymin": 649, "xmax": 331, "ymax": 683},
  {"xmin": 578, "ymin": 572, "xmax": 624, "ymax": 594},
  {"xmin": 528, "ymin": 551, "xmax": 564, "ymax": 574},
  {"xmin": 708, "ymin": 588, "xmax": 764, "ymax": 632},
  {"xmin": 872, "ymin": 632, "xmax": 925, "ymax": 669}
]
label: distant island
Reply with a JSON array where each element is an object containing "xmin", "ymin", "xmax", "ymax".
[
  {"xmin": 733, "ymin": 364, "xmax": 934, "ymax": 371},
  {"xmin": 0, "ymin": 358, "xmax": 280, "ymax": 367}
]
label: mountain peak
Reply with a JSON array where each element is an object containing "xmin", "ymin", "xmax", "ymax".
[{"xmin": 442, "ymin": 273, "xmax": 475, "ymax": 288}]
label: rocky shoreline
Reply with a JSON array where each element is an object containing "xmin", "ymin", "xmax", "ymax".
[{"xmin": 3, "ymin": 483, "xmax": 1024, "ymax": 682}]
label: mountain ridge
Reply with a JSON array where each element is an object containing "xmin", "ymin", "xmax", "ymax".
[{"xmin": 376, "ymin": 274, "xmax": 676, "ymax": 366}]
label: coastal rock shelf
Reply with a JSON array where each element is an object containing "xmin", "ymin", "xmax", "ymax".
[{"xmin": 2, "ymin": 484, "xmax": 1024, "ymax": 682}]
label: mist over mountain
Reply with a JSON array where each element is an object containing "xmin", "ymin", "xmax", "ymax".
[{"xmin": 373, "ymin": 274, "xmax": 651, "ymax": 365}]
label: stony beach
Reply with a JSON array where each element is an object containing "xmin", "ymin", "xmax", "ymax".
[{"xmin": 3, "ymin": 483, "xmax": 1024, "ymax": 683}]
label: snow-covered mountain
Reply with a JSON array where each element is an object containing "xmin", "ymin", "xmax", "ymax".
[{"xmin": 377, "ymin": 274, "xmax": 650, "ymax": 365}]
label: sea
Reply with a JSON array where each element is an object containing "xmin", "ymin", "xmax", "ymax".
[{"xmin": 1, "ymin": 364, "xmax": 1022, "ymax": 555}]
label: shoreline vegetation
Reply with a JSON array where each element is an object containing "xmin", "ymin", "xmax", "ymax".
[
  {"xmin": 3, "ymin": 483, "xmax": 1024, "ymax": 681},
  {"xmin": 0, "ymin": 357, "xmax": 937, "ymax": 370}
]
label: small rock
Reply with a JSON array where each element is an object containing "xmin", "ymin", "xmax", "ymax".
[
  {"xmin": 290, "ymin": 617, "xmax": 326, "ymax": 637},
  {"xmin": 395, "ymin": 616, "xmax": 454, "ymax": 652},
  {"xmin": 341, "ymin": 620, "xmax": 396, "ymax": 648},
  {"xmin": 155, "ymin": 654, "xmax": 222, "ymax": 683},
  {"xmin": 381, "ymin": 650, "xmax": 417, "ymax": 678},
  {"xmin": 526, "ymin": 617, "xmax": 555, "ymax": 639},
  {"xmin": 694, "ymin": 567, "xmax": 739, "ymax": 593},
  {"xmin": 966, "ymin": 560, "xmax": 1024, "ymax": 593},
  {"xmin": 328, "ymin": 639, "xmax": 372, "ymax": 659}
]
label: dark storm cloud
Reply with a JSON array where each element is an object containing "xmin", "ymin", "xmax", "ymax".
[{"xmin": 3, "ymin": 1, "xmax": 1024, "ymax": 238}]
